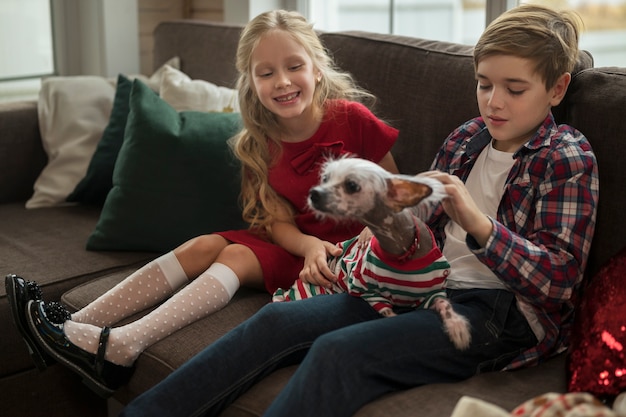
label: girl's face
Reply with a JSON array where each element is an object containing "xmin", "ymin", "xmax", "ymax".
[
  {"xmin": 250, "ymin": 30, "xmax": 320, "ymax": 133},
  {"xmin": 475, "ymin": 55, "xmax": 569, "ymax": 152}
]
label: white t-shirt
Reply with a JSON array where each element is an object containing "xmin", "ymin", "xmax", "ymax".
[{"xmin": 443, "ymin": 139, "xmax": 514, "ymax": 289}]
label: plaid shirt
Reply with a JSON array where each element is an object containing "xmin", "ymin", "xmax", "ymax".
[{"xmin": 425, "ymin": 114, "xmax": 599, "ymax": 370}]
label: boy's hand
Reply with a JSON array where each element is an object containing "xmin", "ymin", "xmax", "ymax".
[
  {"xmin": 420, "ymin": 171, "xmax": 493, "ymax": 247},
  {"xmin": 299, "ymin": 241, "xmax": 342, "ymax": 288}
]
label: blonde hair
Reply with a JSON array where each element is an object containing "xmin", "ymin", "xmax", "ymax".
[
  {"xmin": 229, "ymin": 9, "xmax": 374, "ymax": 233},
  {"xmin": 473, "ymin": 4, "xmax": 583, "ymax": 90}
]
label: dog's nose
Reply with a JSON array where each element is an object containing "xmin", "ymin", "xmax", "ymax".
[{"xmin": 309, "ymin": 188, "xmax": 321, "ymax": 205}]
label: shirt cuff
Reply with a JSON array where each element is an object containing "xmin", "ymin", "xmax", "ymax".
[{"xmin": 465, "ymin": 216, "xmax": 495, "ymax": 252}]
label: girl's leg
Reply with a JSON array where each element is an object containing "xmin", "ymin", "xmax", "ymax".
[
  {"xmin": 70, "ymin": 252, "xmax": 187, "ymax": 326},
  {"xmin": 120, "ymin": 294, "xmax": 381, "ymax": 417},
  {"xmin": 264, "ymin": 289, "xmax": 538, "ymax": 417},
  {"xmin": 65, "ymin": 236, "xmax": 260, "ymax": 366},
  {"xmin": 71, "ymin": 234, "xmax": 228, "ymax": 326}
]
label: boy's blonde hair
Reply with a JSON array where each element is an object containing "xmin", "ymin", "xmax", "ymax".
[
  {"xmin": 230, "ymin": 10, "xmax": 374, "ymax": 233},
  {"xmin": 473, "ymin": 4, "xmax": 583, "ymax": 90}
]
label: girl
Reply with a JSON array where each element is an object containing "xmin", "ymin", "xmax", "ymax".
[
  {"xmin": 9, "ymin": 9, "xmax": 398, "ymax": 396},
  {"xmin": 119, "ymin": 4, "xmax": 599, "ymax": 417}
]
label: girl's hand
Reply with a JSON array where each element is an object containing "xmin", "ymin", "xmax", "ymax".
[
  {"xmin": 357, "ymin": 227, "xmax": 373, "ymax": 248},
  {"xmin": 419, "ymin": 171, "xmax": 493, "ymax": 247},
  {"xmin": 299, "ymin": 241, "xmax": 342, "ymax": 288}
]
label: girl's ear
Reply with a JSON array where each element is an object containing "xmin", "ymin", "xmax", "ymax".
[{"xmin": 550, "ymin": 72, "xmax": 572, "ymax": 107}]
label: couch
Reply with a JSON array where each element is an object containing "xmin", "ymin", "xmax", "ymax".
[{"xmin": 1, "ymin": 19, "xmax": 625, "ymax": 417}]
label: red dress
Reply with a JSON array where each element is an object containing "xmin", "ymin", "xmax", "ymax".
[{"xmin": 217, "ymin": 100, "xmax": 398, "ymax": 293}]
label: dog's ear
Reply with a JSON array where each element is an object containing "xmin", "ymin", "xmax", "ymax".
[{"xmin": 385, "ymin": 178, "xmax": 433, "ymax": 211}]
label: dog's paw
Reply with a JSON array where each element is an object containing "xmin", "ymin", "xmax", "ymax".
[
  {"xmin": 444, "ymin": 314, "xmax": 472, "ymax": 350},
  {"xmin": 432, "ymin": 298, "xmax": 471, "ymax": 350},
  {"xmin": 379, "ymin": 308, "xmax": 397, "ymax": 317}
]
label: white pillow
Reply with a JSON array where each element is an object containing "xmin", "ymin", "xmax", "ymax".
[
  {"xmin": 26, "ymin": 76, "xmax": 116, "ymax": 209},
  {"xmin": 159, "ymin": 65, "xmax": 239, "ymax": 113},
  {"xmin": 129, "ymin": 56, "xmax": 181, "ymax": 91},
  {"xmin": 26, "ymin": 57, "xmax": 181, "ymax": 209}
]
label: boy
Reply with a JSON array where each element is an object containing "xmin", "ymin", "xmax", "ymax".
[{"xmin": 120, "ymin": 5, "xmax": 598, "ymax": 417}]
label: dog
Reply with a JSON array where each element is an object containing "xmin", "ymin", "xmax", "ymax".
[{"xmin": 272, "ymin": 157, "xmax": 471, "ymax": 350}]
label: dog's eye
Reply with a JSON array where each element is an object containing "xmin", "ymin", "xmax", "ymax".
[
  {"xmin": 321, "ymin": 174, "xmax": 329, "ymax": 183},
  {"xmin": 344, "ymin": 180, "xmax": 360, "ymax": 194}
]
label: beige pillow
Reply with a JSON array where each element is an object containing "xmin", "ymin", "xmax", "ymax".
[
  {"xmin": 26, "ymin": 57, "xmax": 181, "ymax": 209},
  {"xmin": 129, "ymin": 56, "xmax": 181, "ymax": 91},
  {"xmin": 159, "ymin": 65, "xmax": 239, "ymax": 113},
  {"xmin": 26, "ymin": 76, "xmax": 117, "ymax": 209}
]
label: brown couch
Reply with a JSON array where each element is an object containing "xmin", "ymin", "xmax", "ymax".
[{"xmin": 1, "ymin": 20, "xmax": 625, "ymax": 417}]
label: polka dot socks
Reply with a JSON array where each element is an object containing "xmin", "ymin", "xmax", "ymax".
[
  {"xmin": 71, "ymin": 251, "xmax": 188, "ymax": 327},
  {"xmin": 63, "ymin": 253, "xmax": 241, "ymax": 366}
]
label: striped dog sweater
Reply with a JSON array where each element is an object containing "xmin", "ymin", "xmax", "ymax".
[{"xmin": 272, "ymin": 232, "xmax": 451, "ymax": 315}]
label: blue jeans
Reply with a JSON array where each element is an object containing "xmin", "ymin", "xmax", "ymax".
[{"xmin": 120, "ymin": 289, "xmax": 537, "ymax": 417}]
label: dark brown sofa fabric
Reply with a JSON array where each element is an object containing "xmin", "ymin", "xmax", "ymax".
[{"xmin": 563, "ymin": 68, "xmax": 626, "ymax": 278}]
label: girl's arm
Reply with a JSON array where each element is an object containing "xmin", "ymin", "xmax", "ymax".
[
  {"xmin": 378, "ymin": 151, "xmax": 399, "ymax": 174},
  {"xmin": 267, "ymin": 200, "xmax": 341, "ymax": 288},
  {"xmin": 271, "ymin": 220, "xmax": 342, "ymax": 288}
]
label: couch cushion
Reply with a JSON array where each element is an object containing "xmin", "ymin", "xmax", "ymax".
[
  {"xmin": 0, "ymin": 100, "xmax": 47, "ymax": 203},
  {"xmin": 564, "ymin": 67, "xmax": 626, "ymax": 279},
  {"xmin": 216, "ymin": 355, "xmax": 566, "ymax": 417},
  {"xmin": 0, "ymin": 202, "xmax": 154, "ymax": 377},
  {"xmin": 85, "ymin": 79, "xmax": 246, "ymax": 252},
  {"xmin": 153, "ymin": 21, "xmax": 241, "ymax": 88}
]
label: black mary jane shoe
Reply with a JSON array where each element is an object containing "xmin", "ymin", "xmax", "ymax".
[
  {"xmin": 26, "ymin": 300, "xmax": 135, "ymax": 398},
  {"xmin": 5, "ymin": 274, "xmax": 52, "ymax": 370}
]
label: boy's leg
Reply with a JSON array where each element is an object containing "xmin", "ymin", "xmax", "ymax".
[
  {"xmin": 265, "ymin": 289, "xmax": 537, "ymax": 417},
  {"xmin": 119, "ymin": 294, "xmax": 381, "ymax": 417}
]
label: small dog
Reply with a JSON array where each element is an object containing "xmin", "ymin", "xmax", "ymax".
[{"xmin": 272, "ymin": 157, "xmax": 471, "ymax": 350}]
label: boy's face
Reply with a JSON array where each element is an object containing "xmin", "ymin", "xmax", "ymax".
[{"xmin": 475, "ymin": 55, "xmax": 569, "ymax": 152}]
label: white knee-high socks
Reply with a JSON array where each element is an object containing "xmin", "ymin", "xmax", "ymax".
[
  {"xmin": 71, "ymin": 251, "xmax": 188, "ymax": 326},
  {"xmin": 64, "ymin": 253, "xmax": 240, "ymax": 366}
]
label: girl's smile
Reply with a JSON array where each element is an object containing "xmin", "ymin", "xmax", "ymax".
[{"xmin": 274, "ymin": 91, "xmax": 300, "ymax": 104}]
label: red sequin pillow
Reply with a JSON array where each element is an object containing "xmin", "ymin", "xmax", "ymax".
[{"xmin": 568, "ymin": 247, "xmax": 626, "ymax": 398}]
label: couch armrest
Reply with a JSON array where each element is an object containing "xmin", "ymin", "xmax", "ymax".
[{"xmin": 0, "ymin": 100, "xmax": 47, "ymax": 203}]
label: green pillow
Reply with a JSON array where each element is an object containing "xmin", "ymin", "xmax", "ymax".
[
  {"xmin": 87, "ymin": 79, "xmax": 246, "ymax": 252},
  {"xmin": 67, "ymin": 74, "xmax": 132, "ymax": 206}
]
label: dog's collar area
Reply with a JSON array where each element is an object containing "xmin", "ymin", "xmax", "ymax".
[{"xmin": 396, "ymin": 215, "xmax": 420, "ymax": 263}]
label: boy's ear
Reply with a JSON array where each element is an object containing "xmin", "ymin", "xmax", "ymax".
[
  {"xmin": 385, "ymin": 178, "xmax": 432, "ymax": 212},
  {"xmin": 550, "ymin": 72, "xmax": 572, "ymax": 107}
]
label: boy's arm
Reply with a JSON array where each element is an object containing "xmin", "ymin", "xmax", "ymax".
[{"xmin": 471, "ymin": 142, "xmax": 599, "ymax": 310}]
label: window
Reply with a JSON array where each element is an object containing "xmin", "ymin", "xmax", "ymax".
[
  {"xmin": 303, "ymin": 0, "xmax": 626, "ymax": 67},
  {"xmin": 520, "ymin": 0, "xmax": 626, "ymax": 67},
  {"xmin": 0, "ymin": 0, "xmax": 54, "ymax": 102},
  {"xmin": 307, "ymin": 0, "xmax": 486, "ymax": 45}
]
